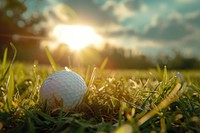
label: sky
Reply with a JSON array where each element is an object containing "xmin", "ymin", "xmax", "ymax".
[{"xmin": 25, "ymin": 0, "xmax": 200, "ymax": 58}]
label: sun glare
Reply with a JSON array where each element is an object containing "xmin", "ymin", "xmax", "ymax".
[{"xmin": 53, "ymin": 24, "xmax": 102, "ymax": 51}]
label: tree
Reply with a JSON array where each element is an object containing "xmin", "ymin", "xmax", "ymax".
[{"xmin": 0, "ymin": 0, "xmax": 45, "ymax": 61}]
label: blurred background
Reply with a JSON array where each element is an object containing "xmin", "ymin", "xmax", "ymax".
[{"xmin": 0, "ymin": 0, "xmax": 200, "ymax": 69}]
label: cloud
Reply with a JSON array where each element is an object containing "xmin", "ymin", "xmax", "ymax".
[
  {"xmin": 102, "ymin": 0, "xmax": 148, "ymax": 21},
  {"xmin": 102, "ymin": 1, "xmax": 134, "ymax": 21},
  {"xmin": 177, "ymin": 0, "xmax": 198, "ymax": 4},
  {"xmin": 186, "ymin": 11, "xmax": 200, "ymax": 28},
  {"xmin": 61, "ymin": 0, "xmax": 118, "ymax": 26},
  {"xmin": 139, "ymin": 17, "xmax": 193, "ymax": 41},
  {"xmin": 182, "ymin": 33, "xmax": 200, "ymax": 50},
  {"xmin": 102, "ymin": 23, "xmax": 135, "ymax": 37},
  {"xmin": 124, "ymin": 0, "xmax": 142, "ymax": 11},
  {"xmin": 106, "ymin": 29, "xmax": 135, "ymax": 37},
  {"xmin": 174, "ymin": 37, "xmax": 200, "ymax": 58},
  {"xmin": 43, "ymin": 4, "xmax": 72, "ymax": 24}
]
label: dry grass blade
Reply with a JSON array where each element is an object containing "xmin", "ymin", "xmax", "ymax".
[
  {"xmin": 88, "ymin": 67, "xmax": 96, "ymax": 88},
  {"xmin": 112, "ymin": 124, "xmax": 132, "ymax": 133},
  {"xmin": 137, "ymin": 83, "xmax": 182, "ymax": 126},
  {"xmin": 160, "ymin": 117, "xmax": 166, "ymax": 133}
]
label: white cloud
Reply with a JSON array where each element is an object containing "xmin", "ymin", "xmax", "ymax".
[
  {"xmin": 150, "ymin": 15, "xmax": 159, "ymax": 27},
  {"xmin": 177, "ymin": 0, "xmax": 198, "ymax": 4},
  {"xmin": 102, "ymin": 0, "xmax": 115, "ymax": 10},
  {"xmin": 43, "ymin": 4, "xmax": 74, "ymax": 25},
  {"xmin": 186, "ymin": 11, "xmax": 200, "ymax": 18},
  {"xmin": 102, "ymin": 23, "xmax": 124, "ymax": 33},
  {"xmin": 185, "ymin": 11, "xmax": 200, "ymax": 29},
  {"xmin": 113, "ymin": 3, "xmax": 135, "ymax": 20},
  {"xmin": 141, "ymin": 4, "xmax": 148, "ymax": 12},
  {"xmin": 134, "ymin": 38, "xmax": 162, "ymax": 49},
  {"xmin": 168, "ymin": 11, "xmax": 182, "ymax": 20},
  {"xmin": 183, "ymin": 47, "xmax": 195, "ymax": 57},
  {"xmin": 47, "ymin": 0, "xmax": 58, "ymax": 5},
  {"xmin": 158, "ymin": 3, "xmax": 167, "ymax": 12},
  {"xmin": 102, "ymin": 1, "xmax": 134, "ymax": 21}
]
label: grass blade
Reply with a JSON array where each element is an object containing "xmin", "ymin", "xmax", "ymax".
[
  {"xmin": 112, "ymin": 124, "xmax": 132, "ymax": 133},
  {"xmin": 45, "ymin": 47, "xmax": 58, "ymax": 72},
  {"xmin": 156, "ymin": 64, "xmax": 162, "ymax": 80},
  {"xmin": 0, "ymin": 43, "xmax": 17, "ymax": 82},
  {"xmin": 88, "ymin": 67, "xmax": 96, "ymax": 88},
  {"xmin": 160, "ymin": 117, "xmax": 166, "ymax": 133},
  {"xmin": 1, "ymin": 48, "xmax": 8, "ymax": 76},
  {"xmin": 68, "ymin": 56, "xmax": 72, "ymax": 69},
  {"xmin": 6, "ymin": 69, "xmax": 14, "ymax": 111},
  {"xmin": 85, "ymin": 65, "xmax": 91, "ymax": 83},
  {"xmin": 100, "ymin": 57, "xmax": 108, "ymax": 71},
  {"xmin": 163, "ymin": 65, "xmax": 168, "ymax": 84}
]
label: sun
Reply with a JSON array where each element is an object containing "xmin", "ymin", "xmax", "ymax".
[{"xmin": 52, "ymin": 24, "xmax": 102, "ymax": 51}]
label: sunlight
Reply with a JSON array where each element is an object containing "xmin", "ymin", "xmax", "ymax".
[{"xmin": 52, "ymin": 24, "xmax": 102, "ymax": 51}]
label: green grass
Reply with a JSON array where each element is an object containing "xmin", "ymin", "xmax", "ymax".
[{"xmin": 0, "ymin": 46, "xmax": 200, "ymax": 133}]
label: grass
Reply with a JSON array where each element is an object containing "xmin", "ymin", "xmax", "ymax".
[{"xmin": 0, "ymin": 46, "xmax": 200, "ymax": 133}]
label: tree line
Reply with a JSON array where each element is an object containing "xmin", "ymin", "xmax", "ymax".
[{"xmin": 1, "ymin": 43, "xmax": 200, "ymax": 70}]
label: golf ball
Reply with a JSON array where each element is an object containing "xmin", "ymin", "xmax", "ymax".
[{"xmin": 40, "ymin": 70, "xmax": 87, "ymax": 110}]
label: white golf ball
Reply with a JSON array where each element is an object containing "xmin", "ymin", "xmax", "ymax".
[{"xmin": 40, "ymin": 70, "xmax": 87, "ymax": 110}]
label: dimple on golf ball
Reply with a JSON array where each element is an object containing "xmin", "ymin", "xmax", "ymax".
[{"xmin": 40, "ymin": 70, "xmax": 87, "ymax": 110}]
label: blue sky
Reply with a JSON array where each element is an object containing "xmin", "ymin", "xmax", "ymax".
[{"xmin": 26, "ymin": 0, "xmax": 200, "ymax": 58}]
